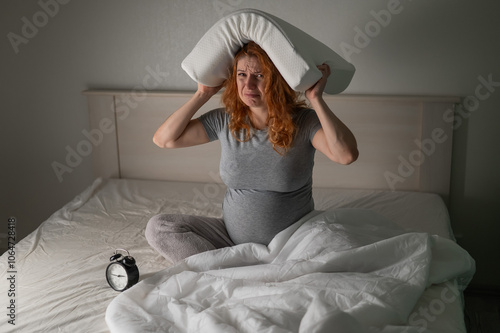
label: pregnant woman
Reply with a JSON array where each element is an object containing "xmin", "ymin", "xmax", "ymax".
[{"xmin": 146, "ymin": 42, "xmax": 358, "ymax": 263}]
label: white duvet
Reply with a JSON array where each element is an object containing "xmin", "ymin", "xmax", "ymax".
[{"xmin": 106, "ymin": 208, "xmax": 474, "ymax": 333}]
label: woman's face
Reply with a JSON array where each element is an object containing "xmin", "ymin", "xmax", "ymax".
[{"xmin": 236, "ymin": 55, "xmax": 267, "ymax": 110}]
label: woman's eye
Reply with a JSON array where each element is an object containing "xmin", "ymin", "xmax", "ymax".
[{"xmin": 236, "ymin": 72, "xmax": 263, "ymax": 79}]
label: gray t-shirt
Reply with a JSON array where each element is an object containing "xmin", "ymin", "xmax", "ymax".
[{"xmin": 199, "ymin": 108, "xmax": 322, "ymax": 245}]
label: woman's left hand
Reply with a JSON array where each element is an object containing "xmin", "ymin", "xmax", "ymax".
[{"xmin": 305, "ymin": 63, "xmax": 331, "ymax": 101}]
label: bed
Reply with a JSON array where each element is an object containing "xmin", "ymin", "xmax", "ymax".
[{"xmin": 0, "ymin": 91, "xmax": 475, "ymax": 332}]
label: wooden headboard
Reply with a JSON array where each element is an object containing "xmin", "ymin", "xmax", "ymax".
[{"xmin": 83, "ymin": 90, "xmax": 459, "ymax": 201}]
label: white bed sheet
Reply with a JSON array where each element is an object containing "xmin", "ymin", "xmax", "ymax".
[{"xmin": 0, "ymin": 178, "xmax": 470, "ymax": 332}]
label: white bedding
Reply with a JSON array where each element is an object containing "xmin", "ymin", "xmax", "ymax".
[
  {"xmin": 106, "ymin": 209, "xmax": 474, "ymax": 332},
  {"xmin": 0, "ymin": 178, "xmax": 474, "ymax": 332}
]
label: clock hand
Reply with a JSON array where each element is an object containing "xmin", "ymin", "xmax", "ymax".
[{"xmin": 112, "ymin": 274, "xmax": 125, "ymax": 277}]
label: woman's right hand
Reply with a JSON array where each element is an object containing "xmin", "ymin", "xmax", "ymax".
[
  {"xmin": 153, "ymin": 82, "xmax": 223, "ymax": 149},
  {"xmin": 196, "ymin": 82, "xmax": 224, "ymax": 97}
]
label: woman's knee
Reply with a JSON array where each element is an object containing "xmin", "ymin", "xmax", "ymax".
[
  {"xmin": 145, "ymin": 214, "xmax": 178, "ymax": 243},
  {"xmin": 145, "ymin": 214, "xmax": 187, "ymax": 244},
  {"xmin": 144, "ymin": 214, "xmax": 215, "ymax": 262}
]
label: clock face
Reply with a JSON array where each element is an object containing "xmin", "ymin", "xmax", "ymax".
[{"xmin": 107, "ymin": 263, "xmax": 129, "ymax": 291}]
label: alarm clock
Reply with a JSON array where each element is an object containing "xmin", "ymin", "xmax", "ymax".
[{"xmin": 106, "ymin": 249, "xmax": 139, "ymax": 292}]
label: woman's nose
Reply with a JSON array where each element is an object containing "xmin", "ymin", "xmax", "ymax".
[{"xmin": 245, "ymin": 76, "xmax": 257, "ymax": 89}]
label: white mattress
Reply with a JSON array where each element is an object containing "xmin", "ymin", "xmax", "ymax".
[{"xmin": 0, "ymin": 178, "xmax": 469, "ymax": 332}]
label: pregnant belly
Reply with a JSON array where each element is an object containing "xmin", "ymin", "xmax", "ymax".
[{"xmin": 223, "ymin": 187, "xmax": 314, "ymax": 245}]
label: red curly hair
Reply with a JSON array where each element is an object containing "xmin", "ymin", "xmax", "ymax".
[{"xmin": 221, "ymin": 42, "xmax": 307, "ymax": 154}]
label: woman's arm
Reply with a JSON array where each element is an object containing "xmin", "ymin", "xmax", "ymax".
[
  {"xmin": 306, "ymin": 64, "xmax": 359, "ymax": 165},
  {"xmin": 153, "ymin": 83, "xmax": 222, "ymax": 148}
]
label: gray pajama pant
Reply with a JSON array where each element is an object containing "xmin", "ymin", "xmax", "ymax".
[{"xmin": 145, "ymin": 214, "xmax": 235, "ymax": 263}]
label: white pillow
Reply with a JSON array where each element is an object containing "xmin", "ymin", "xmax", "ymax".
[{"xmin": 181, "ymin": 8, "xmax": 355, "ymax": 94}]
